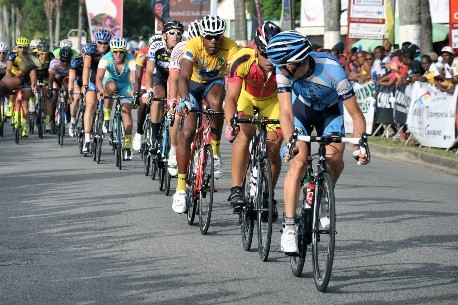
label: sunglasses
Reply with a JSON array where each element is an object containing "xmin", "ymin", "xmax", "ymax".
[
  {"xmin": 17, "ymin": 46, "xmax": 25, "ymax": 49},
  {"xmin": 204, "ymin": 35, "xmax": 223, "ymax": 41},
  {"xmin": 0, "ymin": 51, "xmax": 7, "ymax": 54},
  {"xmin": 167, "ymin": 31, "xmax": 182, "ymax": 37},
  {"xmin": 259, "ymin": 51, "xmax": 268, "ymax": 58},
  {"xmin": 112, "ymin": 50, "xmax": 125, "ymax": 54},
  {"xmin": 97, "ymin": 41, "xmax": 109, "ymax": 45}
]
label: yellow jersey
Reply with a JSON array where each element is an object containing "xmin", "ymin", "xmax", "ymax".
[{"xmin": 182, "ymin": 36, "xmax": 238, "ymax": 83}]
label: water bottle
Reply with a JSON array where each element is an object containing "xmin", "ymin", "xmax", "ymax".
[
  {"xmin": 249, "ymin": 165, "xmax": 258, "ymax": 198},
  {"xmin": 305, "ymin": 180, "xmax": 315, "ymax": 207}
]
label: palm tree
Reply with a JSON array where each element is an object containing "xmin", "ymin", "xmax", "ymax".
[
  {"xmin": 78, "ymin": 0, "xmax": 85, "ymax": 48},
  {"xmin": 420, "ymin": 0, "xmax": 433, "ymax": 53},
  {"xmin": 54, "ymin": 0, "xmax": 62, "ymax": 47},
  {"xmin": 323, "ymin": 0, "xmax": 341, "ymax": 49},
  {"xmin": 398, "ymin": 0, "xmax": 421, "ymax": 45},
  {"xmin": 234, "ymin": 0, "xmax": 247, "ymax": 46},
  {"xmin": 44, "ymin": 0, "xmax": 54, "ymax": 48}
]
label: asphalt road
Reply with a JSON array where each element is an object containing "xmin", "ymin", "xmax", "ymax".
[{"xmin": 1, "ymin": 121, "xmax": 457, "ymax": 305}]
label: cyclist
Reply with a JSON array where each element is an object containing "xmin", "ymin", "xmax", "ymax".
[
  {"xmin": 81, "ymin": 29, "xmax": 112, "ymax": 152},
  {"xmin": 265, "ymin": 31, "xmax": 369, "ymax": 253},
  {"xmin": 0, "ymin": 41, "xmax": 8, "ymax": 80},
  {"xmin": 95, "ymin": 37, "xmax": 136, "ymax": 160},
  {"xmin": 166, "ymin": 18, "xmax": 201, "ymax": 176},
  {"xmin": 133, "ymin": 20, "xmax": 184, "ymax": 152},
  {"xmin": 53, "ymin": 39, "xmax": 79, "ymax": 59},
  {"xmin": 171, "ymin": 15, "xmax": 238, "ymax": 214},
  {"xmin": 132, "ymin": 35, "xmax": 162, "ymax": 151},
  {"xmin": 34, "ymin": 41, "xmax": 54, "ymax": 128},
  {"xmin": 47, "ymin": 47, "xmax": 71, "ymax": 133},
  {"xmin": 68, "ymin": 54, "xmax": 84, "ymax": 137},
  {"xmin": 5, "ymin": 37, "xmax": 38, "ymax": 138},
  {"xmin": 224, "ymin": 21, "xmax": 283, "ymax": 219}
]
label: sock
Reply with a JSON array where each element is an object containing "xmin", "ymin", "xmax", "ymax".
[
  {"xmin": 85, "ymin": 132, "xmax": 91, "ymax": 142},
  {"xmin": 169, "ymin": 145, "xmax": 176, "ymax": 155},
  {"xmin": 176, "ymin": 174, "xmax": 187, "ymax": 192},
  {"xmin": 71, "ymin": 116, "xmax": 76, "ymax": 124},
  {"xmin": 284, "ymin": 217, "xmax": 295, "ymax": 231},
  {"xmin": 125, "ymin": 134, "xmax": 132, "ymax": 149},
  {"xmin": 45, "ymin": 115, "xmax": 50, "ymax": 125},
  {"xmin": 212, "ymin": 139, "xmax": 220, "ymax": 156},
  {"xmin": 151, "ymin": 122, "xmax": 160, "ymax": 139},
  {"xmin": 103, "ymin": 108, "xmax": 111, "ymax": 121}
]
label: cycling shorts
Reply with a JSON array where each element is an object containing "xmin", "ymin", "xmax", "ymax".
[
  {"xmin": 188, "ymin": 78, "xmax": 225, "ymax": 110},
  {"xmin": 102, "ymin": 78, "xmax": 132, "ymax": 104},
  {"xmin": 293, "ymin": 103, "xmax": 345, "ymax": 136},
  {"xmin": 153, "ymin": 73, "xmax": 167, "ymax": 88},
  {"xmin": 237, "ymin": 90, "xmax": 280, "ymax": 130}
]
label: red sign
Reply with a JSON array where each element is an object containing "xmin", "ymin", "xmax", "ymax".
[{"xmin": 450, "ymin": 0, "xmax": 458, "ymax": 49}]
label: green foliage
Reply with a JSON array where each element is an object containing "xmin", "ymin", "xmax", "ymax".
[{"xmin": 248, "ymin": 0, "xmax": 301, "ymax": 21}]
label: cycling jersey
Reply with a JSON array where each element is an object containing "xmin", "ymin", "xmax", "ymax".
[
  {"xmin": 70, "ymin": 55, "xmax": 84, "ymax": 86},
  {"xmin": 182, "ymin": 36, "xmax": 238, "ymax": 83},
  {"xmin": 7, "ymin": 51, "xmax": 34, "ymax": 76},
  {"xmin": 276, "ymin": 51, "xmax": 355, "ymax": 136},
  {"xmin": 99, "ymin": 52, "xmax": 136, "ymax": 84},
  {"xmin": 228, "ymin": 48, "xmax": 276, "ymax": 99},
  {"xmin": 169, "ymin": 41, "xmax": 186, "ymax": 72},
  {"xmin": 52, "ymin": 47, "xmax": 79, "ymax": 59},
  {"xmin": 48, "ymin": 58, "xmax": 70, "ymax": 85},
  {"xmin": 135, "ymin": 46, "xmax": 149, "ymax": 88},
  {"xmin": 0, "ymin": 60, "xmax": 6, "ymax": 77},
  {"xmin": 82, "ymin": 43, "xmax": 105, "ymax": 85},
  {"xmin": 146, "ymin": 40, "xmax": 171, "ymax": 81}
]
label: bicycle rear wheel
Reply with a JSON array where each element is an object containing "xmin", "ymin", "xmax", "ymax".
[
  {"xmin": 96, "ymin": 138, "xmax": 103, "ymax": 164},
  {"xmin": 240, "ymin": 161, "xmax": 254, "ymax": 251},
  {"xmin": 186, "ymin": 150, "xmax": 198, "ymax": 225},
  {"xmin": 165, "ymin": 171, "xmax": 172, "ymax": 196},
  {"xmin": 0, "ymin": 103, "xmax": 4, "ymax": 137},
  {"xmin": 256, "ymin": 158, "xmax": 273, "ymax": 262},
  {"xmin": 36, "ymin": 99, "xmax": 44, "ymax": 139},
  {"xmin": 290, "ymin": 209, "xmax": 312, "ymax": 277},
  {"xmin": 198, "ymin": 144, "xmax": 214, "ymax": 235},
  {"xmin": 312, "ymin": 172, "xmax": 336, "ymax": 292}
]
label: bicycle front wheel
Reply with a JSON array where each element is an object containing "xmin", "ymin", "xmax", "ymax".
[
  {"xmin": 186, "ymin": 150, "xmax": 198, "ymax": 225},
  {"xmin": 312, "ymin": 172, "xmax": 336, "ymax": 292},
  {"xmin": 198, "ymin": 144, "xmax": 214, "ymax": 235},
  {"xmin": 59, "ymin": 107, "xmax": 65, "ymax": 146},
  {"xmin": 290, "ymin": 209, "xmax": 312, "ymax": 277},
  {"xmin": 96, "ymin": 138, "xmax": 103, "ymax": 164},
  {"xmin": 256, "ymin": 158, "xmax": 273, "ymax": 262},
  {"xmin": 240, "ymin": 160, "xmax": 254, "ymax": 251}
]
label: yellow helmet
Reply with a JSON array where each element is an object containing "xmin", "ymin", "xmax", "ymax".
[{"xmin": 16, "ymin": 36, "xmax": 30, "ymax": 47}]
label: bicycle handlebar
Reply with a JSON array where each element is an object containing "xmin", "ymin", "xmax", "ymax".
[{"xmin": 229, "ymin": 113, "xmax": 280, "ymax": 143}]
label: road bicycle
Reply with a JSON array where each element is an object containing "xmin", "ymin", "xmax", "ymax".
[
  {"xmin": 11, "ymin": 89, "xmax": 24, "ymax": 145},
  {"xmin": 155, "ymin": 98, "xmax": 174, "ymax": 195},
  {"xmin": 0, "ymin": 95, "xmax": 6, "ymax": 137},
  {"xmin": 287, "ymin": 130, "xmax": 370, "ymax": 292},
  {"xmin": 231, "ymin": 114, "xmax": 279, "ymax": 262},
  {"xmin": 71, "ymin": 90, "xmax": 86, "ymax": 155},
  {"xmin": 185, "ymin": 104, "xmax": 224, "ymax": 235},
  {"xmin": 106, "ymin": 92, "xmax": 132, "ymax": 170},
  {"xmin": 55, "ymin": 87, "xmax": 68, "ymax": 146},
  {"xmin": 89, "ymin": 96, "xmax": 105, "ymax": 162},
  {"xmin": 34, "ymin": 82, "xmax": 46, "ymax": 139}
]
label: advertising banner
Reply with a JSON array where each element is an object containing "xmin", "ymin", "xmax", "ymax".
[
  {"xmin": 86, "ymin": 0, "xmax": 123, "ymax": 39},
  {"xmin": 151, "ymin": 0, "xmax": 170, "ymax": 33},
  {"xmin": 407, "ymin": 82, "xmax": 457, "ymax": 149},
  {"xmin": 344, "ymin": 81, "xmax": 376, "ymax": 135},
  {"xmin": 167, "ymin": 0, "xmax": 210, "ymax": 31},
  {"xmin": 450, "ymin": 0, "xmax": 458, "ymax": 49},
  {"xmin": 348, "ymin": 0, "xmax": 386, "ymax": 40}
]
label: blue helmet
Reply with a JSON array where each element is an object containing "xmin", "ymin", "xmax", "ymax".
[
  {"xmin": 94, "ymin": 29, "xmax": 112, "ymax": 42},
  {"xmin": 266, "ymin": 31, "xmax": 312, "ymax": 67}
]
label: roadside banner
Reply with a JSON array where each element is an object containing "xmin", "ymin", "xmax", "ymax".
[
  {"xmin": 86, "ymin": 0, "xmax": 123, "ymax": 39},
  {"xmin": 344, "ymin": 81, "xmax": 376, "ymax": 135},
  {"xmin": 374, "ymin": 85, "xmax": 395, "ymax": 124},
  {"xmin": 407, "ymin": 82, "xmax": 457, "ymax": 149},
  {"xmin": 393, "ymin": 83, "xmax": 412, "ymax": 125},
  {"xmin": 168, "ymin": 0, "xmax": 210, "ymax": 30}
]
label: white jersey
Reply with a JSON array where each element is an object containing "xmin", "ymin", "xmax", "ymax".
[{"xmin": 169, "ymin": 41, "xmax": 186, "ymax": 72}]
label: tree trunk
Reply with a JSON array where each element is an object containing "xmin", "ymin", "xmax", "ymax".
[
  {"xmin": 44, "ymin": 0, "xmax": 54, "ymax": 49},
  {"xmin": 420, "ymin": 0, "xmax": 433, "ymax": 53},
  {"xmin": 398, "ymin": 0, "xmax": 421, "ymax": 45},
  {"xmin": 1, "ymin": 5, "xmax": 7, "ymax": 42},
  {"xmin": 78, "ymin": 0, "xmax": 84, "ymax": 49},
  {"xmin": 234, "ymin": 0, "xmax": 247, "ymax": 46},
  {"xmin": 10, "ymin": 4, "xmax": 14, "ymax": 47},
  {"xmin": 15, "ymin": 6, "xmax": 21, "ymax": 39},
  {"xmin": 55, "ymin": 0, "xmax": 62, "ymax": 48},
  {"xmin": 323, "ymin": 0, "xmax": 341, "ymax": 49}
]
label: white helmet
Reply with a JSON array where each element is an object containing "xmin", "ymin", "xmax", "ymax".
[
  {"xmin": 188, "ymin": 19, "xmax": 201, "ymax": 39},
  {"xmin": 0, "ymin": 41, "xmax": 10, "ymax": 52},
  {"xmin": 198, "ymin": 15, "xmax": 226, "ymax": 36},
  {"xmin": 59, "ymin": 39, "xmax": 72, "ymax": 48},
  {"xmin": 30, "ymin": 39, "xmax": 41, "ymax": 49},
  {"xmin": 110, "ymin": 37, "xmax": 127, "ymax": 50}
]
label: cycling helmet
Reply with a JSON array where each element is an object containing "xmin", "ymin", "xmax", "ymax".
[
  {"xmin": 30, "ymin": 39, "xmax": 41, "ymax": 49},
  {"xmin": 59, "ymin": 39, "xmax": 73, "ymax": 48},
  {"xmin": 109, "ymin": 37, "xmax": 127, "ymax": 50},
  {"xmin": 254, "ymin": 21, "xmax": 282, "ymax": 52},
  {"xmin": 16, "ymin": 36, "xmax": 30, "ymax": 47},
  {"xmin": 59, "ymin": 47, "xmax": 72, "ymax": 60},
  {"xmin": 94, "ymin": 29, "xmax": 112, "ymax": 42},
  {"xmin": 187, "ymin": 19, "xmax": 201, "ymax": 39},
  {"xmin": 199, "ymin": 15, "xmax": 226, "ymax": 36},
  {"xmin": 0, "ymin": 41, "xmax": 10, "ymax": 52},
  {"xmin": 162, "ymin": 20, "xmax": 184, "ymax": 34},
  {"xmin": 37, "ymin": 41, "xmax": 50, "ymax": 52},
  {"xmin": 266, "ymin": 31, "xmax": 312, "ymax": 67},
  {"xmin": 148, "ymin": 35, "xmax": 162, "ymax": 45}
]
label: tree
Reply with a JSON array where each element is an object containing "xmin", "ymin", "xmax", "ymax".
[
  {"xmin": 323, "ymin": 0, "xmax": 341, "ymax": 49},
  {"xmin": 44, "ymin": 0, "xmax": 54, "ymax": 48},
  {"xmin": 398, "ymin": 0, "xmax": 421, "ymax": 45},
  {"xmin": 77, "ymin": 0, "xmax": 84, "ymax": 48},
  {"xmin": 420, "ymin": 0, "xmax": 433, "ymax": 53},
  {"xmin": 234, "ymin": 0, "xmax": 247, "ymax": 45},
  {"xmin": 55, "ymin": 0, "xmax": 62, "ymax": 47}
]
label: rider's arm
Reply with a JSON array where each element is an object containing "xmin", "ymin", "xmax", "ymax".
[
  {"xmin": 278, "ymin": 90, "xmax": 294, "ymax": 144},
  {"xmin": 224, "ymin": 81, "xmax": 242, "ymax": 125},
  {"xmin": 68, "ymin": 68, "xmax": 76, "ymax": 92},
  {"xmin": 81, "ymin": 55, "xmax": 92, "ymax": 91},
  {"xmin": 167, "ymin": 69, "xmax": 179, "ymax": 110},
  {"xmin": 95, "ymin": 67, "xmax": 105, "ymax": 96},
  {"xmin": 145, "ymin": 60, "xmax": 155, "ymax": 92},
  {"xmin": 135, "ymin": 64, "xmax": 143, "ymax": 93},
  {"xmin": 178, "ymin": 58, "xmax": 193, "ymax": 100},
  {"xmin": 29, "ymin": 68, "xmax": 37, "ymax": 90}
]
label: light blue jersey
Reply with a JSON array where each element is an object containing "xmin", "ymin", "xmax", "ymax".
[{"xmin": 98, "ymin": 52, "xmax": 136, "ymax": 99}]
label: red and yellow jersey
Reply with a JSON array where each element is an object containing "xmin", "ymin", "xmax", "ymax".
[
  {"xmin": 135, "ymin": 46, "xmax": 150, "ymax": 67},
  {"xmin": 227, "ymin": 48, "xmax": 277, "ymax": 99},
  {"xmin": 182, "ymin": 36, "xmax": 238, "ymax": 83}
]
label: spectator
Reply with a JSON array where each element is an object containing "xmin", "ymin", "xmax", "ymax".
[
  {"xmin": 378, "ymin": 56, "xmax": 405, "ymax": 87},
  {"xmin": 435, "ymin": 46, "xmax": 456, "ymax": 93},
  {"xmin": 420, "ymin": 55, "xmax": 440, "ymax": 84},
  {"xmin": 400, "ymin": 49, "xmax": 423, "ymax": 84},
  {"xmin": 373, "ymin": 46, "xmax": 388, "ymax": 76},
  {"xmin": 331, "ymin": 41, "xmax": 346, "ymax": 67}
]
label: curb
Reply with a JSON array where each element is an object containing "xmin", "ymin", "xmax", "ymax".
[{"xmin": 367, "ymin": 143, "xmax": 458, "ymax": 176}]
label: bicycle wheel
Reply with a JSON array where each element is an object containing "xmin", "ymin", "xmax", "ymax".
[
  {"xmin": 96, "ymin": 138, "xmax": 103, "ymax": 164},
  {"xmin": 186, "ymin": 150, "xmax": 198, "ymax": 225},
  {"xmin": 290, "ymin": 209, "xmax": 312, "ymax": 277},
  {"xmin": 312, "ymin": 172, "xmax": 336, "ymax": 292},
  {"xmin": 151, "ymin": 154, "xmax": 158, "ymax": 180},
  {"xmin": 165, "ymin": 171, "xmax": 172, "ymax": 196},
  {"xmin": 15, "ymin": 111, "xmax": 21, "ymax": 145},
  {"xmin": 198, "ymin": 144, "xmax": 214, "ymax": 235},
  {"xmin": 0, "ymin": 103, "xmax": 4, "ymax": 137},
  {"xmin": 256, "ymin": 158, "xmax": 273, "ymax": 262},
  {"xmin": 59, "ymin": 107, "xmax": 65, "ymax": 146},
  {"xmin": 29, "ymin": 114, "xmax": 35, "ymax": 134},
  {"xmin": 240, "ymin": 161, "xmax": 254, "ymax": 251}
]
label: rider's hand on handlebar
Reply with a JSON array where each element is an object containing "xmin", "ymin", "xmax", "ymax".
[
  {"xmin": 352, "ymin": 149, "xmax": 369, "ymax": 166},
  {"xmin": 176, "ymin": 97, "xmax": 192, "ymax": 117},
  {"xmin": 225, "ymin": 124, "xmax": 238, "ymax": 142}
]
